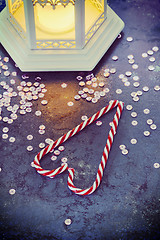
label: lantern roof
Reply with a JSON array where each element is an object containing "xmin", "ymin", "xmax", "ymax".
[{"xmin": 32, "ymin": 0, "xmax": 76, "ymax": 9}]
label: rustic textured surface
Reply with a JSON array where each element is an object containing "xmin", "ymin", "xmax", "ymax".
[{"xmin": 0, "ymin": 0, "xmax": 160, "ymax": 239}]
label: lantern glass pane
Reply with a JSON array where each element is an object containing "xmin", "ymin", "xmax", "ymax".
[
  {"xmin": 85, "ymin": 0, "xmax": 105, "ymax": 43},
  {"xmin": 8, "ymin": 0, "xmax": 26, "ymax": 33},
  {"xmin": 34, "ymin": 3, "xmax": 75, "ymax": 41}
]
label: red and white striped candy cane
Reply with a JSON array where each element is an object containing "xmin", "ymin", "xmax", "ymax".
[
  {"xmin": 68, "ymin": 101, "xmax": 124, "ymax": 195},
  {"xmin": 33, "ymin": 100, "xmax": 124, "ymax": 194}
]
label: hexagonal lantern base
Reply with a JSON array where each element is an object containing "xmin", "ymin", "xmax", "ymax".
[{"xmin": 0, "ymin": 6, "xmax": 124, "ymax": 72}]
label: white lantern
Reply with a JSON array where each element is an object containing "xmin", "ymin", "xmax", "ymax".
[{"xmin": 0, "ymin": 0, "xmax": 124, "ymax": 71}]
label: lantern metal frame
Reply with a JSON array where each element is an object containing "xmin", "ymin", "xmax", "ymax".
[{"xmin": 0, "ymin": 0, "xmax": 124, "ymax": 72}]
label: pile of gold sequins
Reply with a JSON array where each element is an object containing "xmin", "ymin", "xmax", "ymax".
[
  {"xmin": 0, "ymin": 73, "xmax": 47, "ymax": 125},
  {"xmin": 74, "ymin": 73, "xmax": 108, "ymax": 104}
]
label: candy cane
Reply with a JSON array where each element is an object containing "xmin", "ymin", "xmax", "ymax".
[
  {"xmin": 68, "ymin": 101, "xmax": 123, "ymax": 195},
  {"xmin": 33, "ymin": 100, "xmax": 124, "ymax": 195}
]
